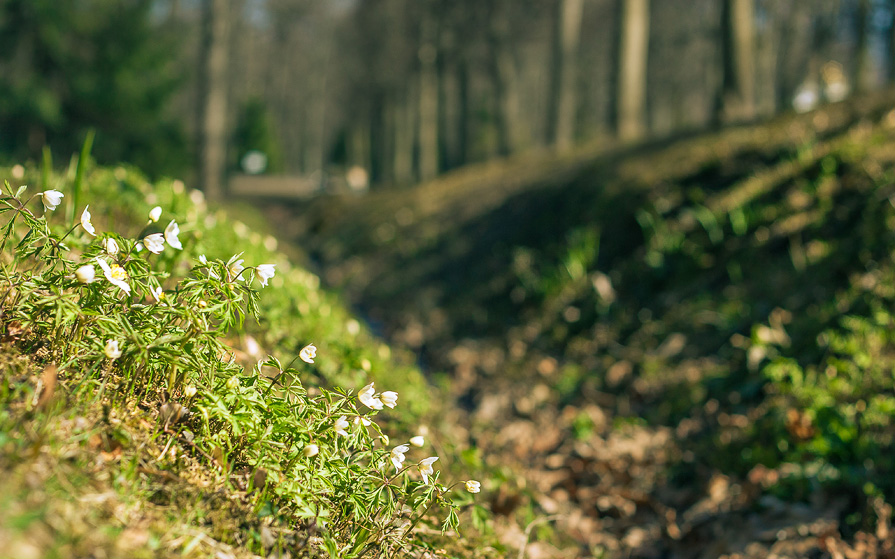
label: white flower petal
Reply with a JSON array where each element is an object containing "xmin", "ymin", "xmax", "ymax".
[
  {"xmin": 143, "ymin": 233, "xmax": 165, "ymax": 254},
  {"xmin": 380, "ymin": 391, "xmax": 398, "ymax": 409},
  {"xmin": 41, "ymin": 190, "xmax": 63, "ymax": 211},
  {"xmin": 104, "ymin": 339, "xmax": 122, "ymax": 360},
  {"xmin": 164, "ymin": 220, "xmax": 182, "ymax": 250},
  {"xmin": 80, "ymin": 206, "xmax": 96, "ymax": 236},
  {"xmin": 299, "ymin": 343, "xmax": 316, "ymax": 364}
]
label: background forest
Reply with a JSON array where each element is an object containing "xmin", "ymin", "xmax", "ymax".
[{"xmin": 2, "ymin": 0, "xmax": 895, "ymax": 194}]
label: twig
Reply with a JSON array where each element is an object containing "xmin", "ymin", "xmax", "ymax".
[{"xmin": 517, "ymin": 514, "xmax": 562, "ymax": 559}]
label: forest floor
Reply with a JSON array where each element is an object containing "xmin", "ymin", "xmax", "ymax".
[{"xmin": 268, "ymin": 90, "xmax": 895, "ymax": 558}]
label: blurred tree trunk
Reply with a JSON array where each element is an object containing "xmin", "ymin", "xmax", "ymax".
[
  {"xmin": 547, "ymin": 0, "xmax": 584, "ymax": 150},
  {"xmin": 718, "ymin": 0, "xmax": 756, "ymax": 123},
  {"xmin": 853, "ymin": 0, "xmax": 870, "ymax": 92},
  {"xmin": 457, "ymin": 58, "xmax": 471, "ymax": 165},
  {"xmin": 394, "ymin": 89, "xmax": 415, "ymax": 185},
  {"xmin": 418, "ymin": 12, "xmax": 439, "ymax": 182},
  {"xmin": 889, "ymin": 0, "xmax": 895, "ymax": 83},
  {"xmin": 487, "ymin": 4, "xmax": 522, "ymax": 156},
  {"xmin": 197, "ymin": 0, "xmax": 230, "ymax": 202},
  {"xmin": 616, "ymin": 0, "xmax": 650, "ymax": 142}
]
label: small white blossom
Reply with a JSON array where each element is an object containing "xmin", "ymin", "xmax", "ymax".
[
  {"xmin": 75, "ymin": 264, "xmax": 95, "ymax": 284},
  {"xmin": 164, "ymin": 220, "xmax": 182, "ymax": 250},
  {"xmin": 80, "ymin": 206, "xmax": 96, "ymax": 236},
  {"xmin": 465, "ymin": 480, "xmax": 481, "ymax": 494},
  {"xmin": 380, "ymin": 391, "xmax": 398, "ymax": 409},
  {"xmin": 256, "ymin": 264, "xmax": 276, "ymax": 287},
  {"xmin": 102, "ymin": 237, "xmax": 119, "ymax": 256},
  {"xmin": 409, "ymin": 435, "xmax": 425, "ymax": 447},
  {"xmin": 198, "ymin": 254, "xmax": 208, "ymax": 265},
  {"xmin": 303, "ymin": 444, "xmax": 319, "ymax": 458},
  {"xmin": 299, "ymin": 343, "xmax": 317, "ymax": 364},
  {"xmin": 358, "ymin": 382, "xmax": 383, "ymax": 410},
  {"xmin": 228, "ymin": 258, "xmax": 245, "ymax": 281},
  {"xmin": 184, "ymin": 385, "xmax": 197, "ymax": 398},
  {"xmin": 390, "ymin": 444, "xmax": 409, "ymax": 470},
  {"xmin": 41, "ymin": 190, "xmax": 64, "ymax": 211},
  {"xmin": 143, "ymin": 233, "xmax": 165, "ymax": 254},
  {"xmin": 104, "ymin": 339, "xmax": 122, "ymax": 360},
  {"xmin": 354, "ymin": 416, "xmax": 371, "ymax": 427},
  {"xmin": 418, "ymin": 457, "xmax": 439, "ymax": 484},
  {"xmin": 334, "ymin": 416, "xmax": 350, "ymax": 437},
  {"xmin": 96, "ymin": 258, "xmax": 131, "ymax": 294},
  {"xmin": 148, "ymin": 206, "xmax": 162, "ymax": 222},
  {"xmin": 150, "ymin": 285, "xmax": 163, "ymax": 303}
]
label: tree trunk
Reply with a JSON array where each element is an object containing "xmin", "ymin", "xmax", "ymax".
[
  {"xmin": 394, "ymin": 89, "xmax": 415, "ymax": 186},
  {"xmin": 616, "ymin": 0, "xmax": 650, "ymax": 142},
  {"xmin": 547, "ymin": 0, "xmax": 585, "ymax": 150},
  {"xmin": 418, "ymin": 15, "xmax": 439, "ymax": 182},
  {"xmin": 457, "ymin": 58, "xmax": 470, "ymax": 166},
  {"xmin": 487, "ymin": 5, "xmax": 522, "ymax": 156},
  {"xmin": 889, "ymin": 0, "xmax": 895, "ymax": 83},
  {"xmin": 853, "ymin": 0, "xmax": 870, "ymax": 92},
  {"xmin": 197, "ymin": 0, "xmax": 230, "ymax": 202},
  {"xmin": 718, "ymin": 0, "xmax": 756, "ymax": 123}
]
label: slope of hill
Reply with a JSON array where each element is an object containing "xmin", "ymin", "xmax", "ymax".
[
  {"xmin": 280, "ymin": 90, "xmax": 895, "ymax": 557},
  {"xmin": 0, "ymin": 163, "xmax": 490, "ymax": 558}
]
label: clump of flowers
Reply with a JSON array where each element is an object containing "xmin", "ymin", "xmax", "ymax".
[{"xmin": 0, "ymin": 176, "xmax": 482, "ymax": 556}]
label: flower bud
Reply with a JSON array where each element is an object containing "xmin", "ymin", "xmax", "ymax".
[
  {"xmin": 303, "ymin": 444, "xmax": 319, "ymax": 458},
  {"xmin": 75, "ymin": 264, "xmax": 95, "ymax": 284}
]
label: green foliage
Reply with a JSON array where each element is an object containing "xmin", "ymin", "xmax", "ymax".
[
  {"xmin": 0, "ymin": 0, "xmax": 188, "ymax": 176},
  {"xmin": 0, "ymin": 163, "xmax": 482, "ymax": 556}
]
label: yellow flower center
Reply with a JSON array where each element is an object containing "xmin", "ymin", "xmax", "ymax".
[{"xmin": 110, "ymin": 264, "xmax": 128, "ymax": 282}]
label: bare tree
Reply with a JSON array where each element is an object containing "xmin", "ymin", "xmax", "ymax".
[
  {"xmin": 547, "ymin": 0, "xmax": 585, "ymax": 150},
  {"xmin": 418, "ymin": 6, "xmax": 440, "ymax": 181},
  {"xmin": 487, "ymin": 1, "xmax": 523, "ymax": 156},
  {"xmin": 197, "ymin": 0, "xmax": 230, "ymax": 201},
  {"xmin": 853, "ymin": 0, "xmax": 871, "ymax": 92},
  {"xmin": 616, "ymin": 0, "xmax": 650, "ymax": 141},
  {"xmin": 718, "ymin": 0, "xmax": 756, "ymax": 122}
]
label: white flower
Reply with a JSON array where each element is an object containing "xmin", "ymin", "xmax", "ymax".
[
  {"xmin": 353, "ymin": 416, "xmax": 371, "ymax": 427},
  {"xmin": 148, "ymin": 206, "xmax": 162, "ymax": 222},
  {"xmin": 41, "ymin": 190, "xmax": 64, "ymax": 211},
  {"xmin": 164, "ymin": 220, "xmax": 182, "ymax": 250},
  {"xmin": 299, "ymin": 343, "xmax": 317, "ymax": 364},
  {"xmin": 418, "ymin": 456, "xmax": 438, "ymax": 484},
  {"xmin": 96, "ymin": 258, "xmax": 131, "ymax": 294},
  {"xmin": 256, "ymin": 264, "xmax": 276, "ymax": 287},
  {"xmin": 409, "ymin": 435, "xmax": 425, "ymax": 447},
  {"xmin": 102, "ymin": 237, "xmax": 119, "ymax": 256},
  {"xmin": 80, "ymin": 206, "xmax": 96, "ymax": 236},
  {"xmin": 465, "ymin": 480, "xmax": 481, "ymax": 494},
  {"xmin": 198, "ymin": 254, "xmax": 208, "ymax": 265},
  {"xmin": 183, "ymin": 385, "xmax": 197, "ymax": 398},
  {"xmin": 104, "ymin": 339, "xmax": 122, "ymax": 360},
  {"xmin": 228, "ymin": 258, "xmax": 245, "ymax": 281},
  {"xmin": 75, "ymin": 264, "xmax": 95, "ymax": 284},
  {"xmin": 334, "ymin": 416, "xmax": 350, "ymax": 437},
  {"xmin": 303, "ymin": 444, "xmax": 319, "ymax": 458},
  {"xmin": 150, "ymin": 285, "xmax": 163, "ymax": 303},
  {"xmin": 380, "ymin": 391, "xmax": 398, "ymax": 409},
  {"xmin": 358, "ymin": 382, "xmax": 383, "ymax": 410},
  {"xmin": 143, "ymin": 233, "xmax": 165, "ymax": 254},
  {"xmin": 390, "ymin": 444, "xmax": 409, "ymax": 470}
]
